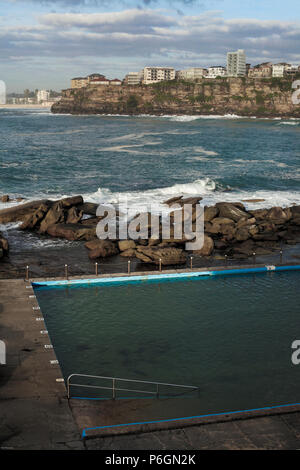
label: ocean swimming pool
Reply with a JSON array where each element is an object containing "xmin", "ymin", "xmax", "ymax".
[{"xmin": 34, "ymin": 269, "xmax": 300, "ymax": 421}]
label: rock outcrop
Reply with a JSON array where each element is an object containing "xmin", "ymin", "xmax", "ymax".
[
  {"xmin": 52, "ymin": 78, "xmax": 300, "ymax": 118},
  {"xmin": 1, "ymin": 196, "xmax": 300, "ymax": 266}
]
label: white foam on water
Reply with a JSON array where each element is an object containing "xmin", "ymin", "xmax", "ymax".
[{"xmin": 278, "ymin": 121, "xmax": 300, "ymax": 126}]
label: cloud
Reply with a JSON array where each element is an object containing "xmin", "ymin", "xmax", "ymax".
[{"xmin": 1, "ymin": 9, "xmax": 300, "ymax": 90}]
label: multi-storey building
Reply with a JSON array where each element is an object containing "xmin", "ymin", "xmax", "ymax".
[
  {"xmin": 248, "ymin": 62, "xmax": 273, "ymax": 78},
  {"xmin": 71, "ymin": 77, "xmax": 88, "ymax": 88},
  {"xmin": 272, "ymin": 63, "xmax": 290, "ymax": 78},
  {"xmin": 124, "ymin": 71, "xmax": 144, "ymax": 85},
  {"xmin": 143, "ymin": 67, "xmax": 176, "ymax": 85},
  {"xmin": 36, "ymin": 89, "xmax": 50, "ymax": 103},
  {"xmin": 227, "ymin": 50, "xmax": 246, "ymax": 77},
  {"xmin": 207, "ymin": 66, "xmax": 226, "ymax": 79},
  {"xmin": 177, "ymin": 68, "xmax": 207, "ymax": 81}
]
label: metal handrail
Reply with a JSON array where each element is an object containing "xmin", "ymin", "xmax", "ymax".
[{"xmin": 67, "ymin": 373, "xmax": 199, "ymax": 400}]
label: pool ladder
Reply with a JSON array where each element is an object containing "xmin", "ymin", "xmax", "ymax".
[{"xmin": 67, "ymin": 374, "xmax": 199, "ymax": 400}]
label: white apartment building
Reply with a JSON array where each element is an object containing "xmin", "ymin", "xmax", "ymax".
[
  {"xmin": 227, "ymin": 50, "xmax": 246, "ymax": 77},
  {"xmin": 272, "ymin": 64, "xmax": 286, "ymax": 77},
  {"xmin": 143, "ymin": 67, "xmax": 176, "ymax": 85},
  {"xmin": 124, "ymin": 71, "xmax": 144, "ymax": 85},
  {"xmin": 36, "ymin": 90, "xmax": 50, "ymax": 103},
  {"xmin": 207, "ymin": 66, "xmax": 226, "ymax": 79},
  {"xmin": 284, "ymin": 65, "xmax": 298, "ymax": 76},
  {"xmin": 177, "ymin": 67, "xmax": 207, "ymax": 81}
]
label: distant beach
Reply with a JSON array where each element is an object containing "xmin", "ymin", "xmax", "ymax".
[{"xmin": 0, "ymin": 104, "xmax": 51, "ymax": 109}]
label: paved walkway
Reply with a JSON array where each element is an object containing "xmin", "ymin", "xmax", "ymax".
[
  {"xmin": 84, "ymin": 411, "xmax": 300, "ymax": 450},
  {"xmin": 0, "ymin": 279, "xmax": 83, "ymax": 449}
]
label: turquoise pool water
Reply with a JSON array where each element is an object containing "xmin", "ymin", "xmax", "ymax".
[{"xmin": 35, "ymin": 271, "xmax": 300, "ymax": 418}]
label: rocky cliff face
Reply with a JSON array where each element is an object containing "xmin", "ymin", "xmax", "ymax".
[{"xmin": 52, "ymin": 78, "xmax": 300, "ymax": 117}]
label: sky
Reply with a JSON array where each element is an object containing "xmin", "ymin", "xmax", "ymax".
[{"xmin": 1, "ymin": 0, "xmax": 300, "ymax": 92}]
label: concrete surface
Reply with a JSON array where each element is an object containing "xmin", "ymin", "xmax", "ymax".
[
  {"xmin": 0, "ymin": 279, "xmax": 83, "ymax": 449},
  {"xmin": 84, "ymin": 411, "xmax": 300, "ymax": 450}
]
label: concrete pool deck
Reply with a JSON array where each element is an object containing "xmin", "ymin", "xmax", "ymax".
[
  {"xmin": 1, "ymin": 264, "xmax": 300, "ymax": 449},
  {"xmin": 0, "ymin": 279, "xmax": 83, "ymax": 450}
]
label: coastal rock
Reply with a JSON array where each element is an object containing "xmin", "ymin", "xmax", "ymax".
[
  {"xmin": 52, "ymin": 78, "xmax": 300, "ymax": 119},
  {"xmin": 193, "ymin": 235, "xmax": 214, "ymax": 256},
  {"xmin": 163, "ymin": 196, "xmax": 183, "ymax": 206},
  {"xmin": 0, "ymin": 199, "xmax": 52, "ymax": 224},
  {"xmin": 0, "ymin": 233, "xmax": 9, "ymax": 254},
  {"xmin": 267, "ymin": 206, "xmax": 290, "ymax": 224},
  {"xmin": 86, "ymin": 240, "xmax": 119, "ymax": 260},
  {"xmin": 1, "ymin": 195, "xmax": 9, "ymax": 203},
  {"xmin": 136, "ymin": 246, "xmax": 187, "ymax": 265},
  {"xmin": 211, "ymin": 217, "xmax": 235, "ymax": 226},
  {"xmin": 20, "ymin": 204, "xmax": 49, "ymax": 230},
  {"xmin": 39, "ymin": 202, "xmax": 65, "ymax": 234},
  {"xmin": 249, "ymin": 209, "xmax": 269, "ymax": 221},
  {"xmin": 235, "ymin": 227, "xmax": 251, "ymax": 242},
  {"xmin": 47, "ymin": 223, "xmax": 96, "ymax": 241},
  {"xmin": 118, "ymin": 240, "xmax": 136, "ymax": 251},
  {"xmin": 120, "ymin": 248, "xmax": 136, "ymax": 257},
  {"xmin": 77, "ymin": 202, "xmax": 99, "ymax": 217},
  {"xmin": 66, "ymin": 206, "xmax": 83, "ymax": 224},
  {"xmin": 216, "ymin": 202, "xmax": 250, "ymax": 222},
  {"xmin": 204, "ymin": 206, "xmax": 219, "ymax": 222},
  {"xmin": 60, "ymin": 196, "xmax": 83, "ymax": 208}
]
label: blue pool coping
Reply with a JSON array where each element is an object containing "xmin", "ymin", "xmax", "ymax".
[
  {"xmin": 81, "ymin": 401, "xmax": 300, "ymax": 439},
  {"xmin": 32, "ymin": 264, "xmax": 300, "ymax": 288}
]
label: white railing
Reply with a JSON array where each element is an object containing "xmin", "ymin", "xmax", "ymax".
[{"xmin": 67, "ymin": 373, "xmax": 199, "ymax": 400}]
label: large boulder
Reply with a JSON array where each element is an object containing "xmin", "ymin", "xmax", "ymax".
[
  {"xmin": 66, "ymin": 206, "xmax": 83, "ymax": 224},
  {"xmin": 86, "ymin": 240, "xmax": 119, "ymax": 260},
  {"xmin": 46, "ymin": 223, "xmax": 96, "ymax": 241},
  {"xmin": 60, "ymin": 196, "xmax": 83, "ymax": 208},
  {"xmin": 267, "ymin": 206, "xmax": 290, "ymax": 224},
  {"xmin": 0, "ymin": 199, "xmax": 52, "ymax": 224},
  {"xmin": 193, "ymin": 235, "xmax": 214, "ymax": 256},
  {"xmin": 77, "ymin": 202, "xmax": 99, "ymax": 216},
  {"xmin": 216, "ymin": 202, "xmax": 250, "ymax": 222},
  {"xmin": 39, "ymin": 202, "xmax": 65, "ymax": 233},
  {"xmin": 204, "ymin": 205, "xmax": 219, "ymax": 222},
  {"xmin": 136, "ymin": 246, "xmax": 187, "ymax": 266},
  {"xmin": 120, "ymin": 248, "xmax": 136, "ymax": 257},
  {"xmin": 0, "ymin": 233, "xmax": 9, "ymax": 255},
  {"xmin": 235, "ymin": 227, "xmax": 251, "ymax": 242},
  {"xmin": 20, "ymin": 203, "xmax": 49, "ymax": 230},
  {"xmin": 118, "ymin": 240, "xmax": 136, "ymax": 251}
]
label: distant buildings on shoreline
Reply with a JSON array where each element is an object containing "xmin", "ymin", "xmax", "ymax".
[
  {"xmin": 7, "ymin": 89, "xmax": 61, "ymax": 105},
  {"xmin": 70, "ymin": 49, "xmax": 300, "ymax": 89}
]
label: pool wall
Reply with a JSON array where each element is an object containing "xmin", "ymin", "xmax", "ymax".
[{"xmin": 32, "ymin": 264, "xmax": 300, "ymax": 288}]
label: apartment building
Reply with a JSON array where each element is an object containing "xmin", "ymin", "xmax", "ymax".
[
  {"xmin": 124, "ymin": 71, "xmax": 144, "ymax": 85},
  {"xmin": 36, "ymin": 89, "xmax": 50, "ymax": 103},
  {"xmin": 143, "ymin": 67, "xmax": 176, "ymax": 85},
  {"xmin": 227, "ymin": 50, "xmax": 246, "ymax": 77},
  {"xmin": 71, "ymin": 77, "xmax": 88, "ymax": 88},
  {"xmin": 177, "ymin": 67, "xmax": 207, "ymax": 81},
  {"xmin": 248, "ymin": 62, "xmax": 273, "ymax": 78},
  {"xmin": 272, "ymin": 63, "xmax": 290, "ymax": 78},
  {"xmin": 207, "ymin": 66, "xmax": 226, "ymax": 79}
]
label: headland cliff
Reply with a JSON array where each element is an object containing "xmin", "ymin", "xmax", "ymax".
[{"xmin": 51, "ymin": 77, "xmax": 300, "ymax": 117}]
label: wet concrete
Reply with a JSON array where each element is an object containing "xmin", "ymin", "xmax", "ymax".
[
  {"xmin": 84, "ymin": 411, "xmax": 300, "ymax": 450},
  {"xmin": 0, "ymin": 279, "xmax": 83, "ymax": 449}
]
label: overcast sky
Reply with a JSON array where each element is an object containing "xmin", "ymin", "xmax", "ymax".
[{"xmin": 1, "ymin": 0, "xmax": 300, "ymax": 92}]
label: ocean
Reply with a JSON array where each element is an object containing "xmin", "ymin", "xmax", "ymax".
[{"xmin": 0, "ymin": 107, "xmax": 299, "ymax": 248}]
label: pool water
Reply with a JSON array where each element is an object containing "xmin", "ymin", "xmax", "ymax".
[{"xmin": 35, "ymin": 271, "xmax": 300, "ymax": 418}]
